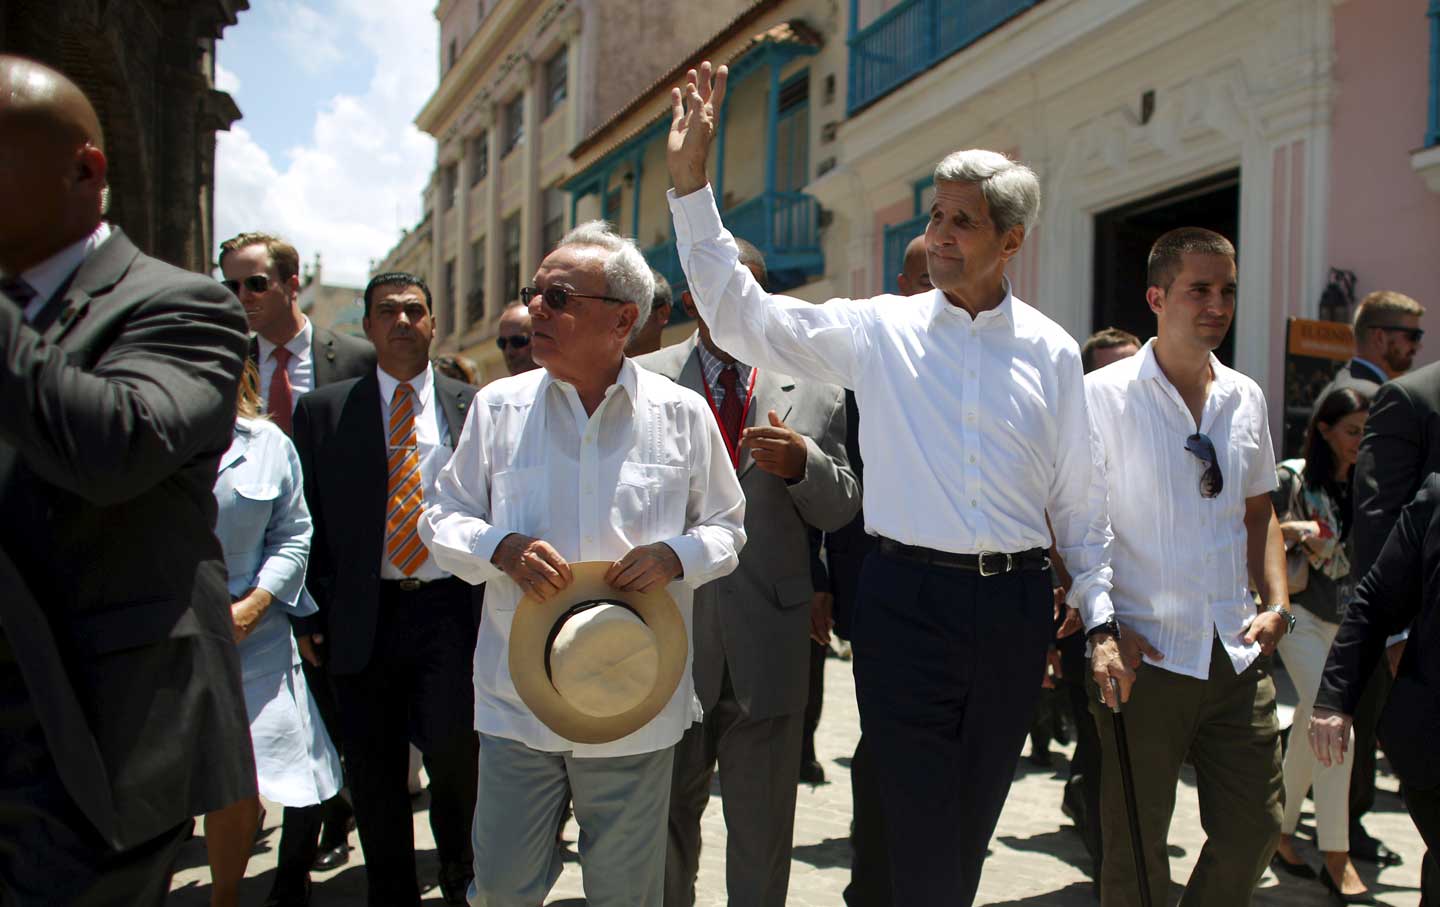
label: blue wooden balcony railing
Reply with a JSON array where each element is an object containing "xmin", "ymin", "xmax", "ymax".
[
  {"xmin": 848, "ymin": 0, "xmax": 1040, "ymax": 115},
  {"xmin": 1428, "ymin": 0, "xmax": 1440, "ymax": 147},
  {"xmin": 883, "ymin": 213, "xmax": 930, "ymax": 295},
  {"xmin": 726, "ymin": 191, "xmax": 823, "ymax": 292}
]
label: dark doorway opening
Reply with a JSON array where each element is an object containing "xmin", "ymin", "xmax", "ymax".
[{"xmin": 1093, "ymin": 171, "xmax": 1241, "ymax": 365}]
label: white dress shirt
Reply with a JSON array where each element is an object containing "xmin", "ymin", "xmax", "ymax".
[
  {"xmin": 668, "ymin": 186, "xmax": 1113, "ymax": 617},
  {"xmin": 1084, "ymin": 339, "xmax": 1278, "ymax": 679},
  {"xmin": 378, "ymin": 364, "xmax": 452, "ymax": 582},
  {"xmin": 3, "ymin": 222, "xmax": 112, "ymax": 322},
  {"xmin": 419, "ymin": 359, "xmax": 747, "ymax": 757},
  {"xmin": 257, "ymin": 317, "xmax": 315, "ymax": 412}
]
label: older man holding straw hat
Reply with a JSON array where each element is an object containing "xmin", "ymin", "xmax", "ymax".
[{"xmin": 420, "ymin": 221, "xmax": 747, "ymax": 907}]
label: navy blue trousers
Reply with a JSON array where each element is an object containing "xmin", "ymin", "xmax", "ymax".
[{"xmin": 850, "ymin": 548, "xmax": 1053, "ymax": 906}]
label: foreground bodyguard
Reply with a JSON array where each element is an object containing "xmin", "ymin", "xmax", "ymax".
[
  {"xmin": 666, "ymin": 63, "xmax": 1117, "ymax": 906},
  {"xmin": 420, "ymin": 222, "xmax": 746, "ymax": 906},
  {"xmin": 0, "ymin": 56, "xmax": 253, "ymax": 904},
  {"xmin": 1083, "ymin": 229, "xmax": 1291, "ymax": 906}
]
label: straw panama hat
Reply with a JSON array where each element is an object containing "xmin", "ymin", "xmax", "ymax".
[{"xmin": 509, "ymin": 561, "xmax": 688, "ymax": 745}]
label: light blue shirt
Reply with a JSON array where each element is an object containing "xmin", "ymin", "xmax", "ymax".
[{"xmin": 214, "ymin": 417, "xmax": 314, "ymax": 678}]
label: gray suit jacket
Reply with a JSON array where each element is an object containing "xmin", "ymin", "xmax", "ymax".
[
  {"xmin": 247, "ymin": 324, "xmax": 375, "ymax": 391},
  {"xmin": 638, "ymin": 336, "xmax": 859, "ymax": 720},
  {"xmin": 0, "ymin": 228, "xmax": 254, "ymax": 849}
]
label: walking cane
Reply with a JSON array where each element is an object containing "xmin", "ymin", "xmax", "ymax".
[{"xmin": 1109, "ymin": 677, "xmax": 1153, "ymax": 907}]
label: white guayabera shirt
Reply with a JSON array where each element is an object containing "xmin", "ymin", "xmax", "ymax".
[
  {"xmin": 419, "ymin": 359, "xmax": 747, "ymax": 758},
  {"xmin": 1084, "ymin": 339, "xmax": 1279, "ymax": 680},
  {"xmin": 668, "ymin": 185, "xmax": 1115, "ymax": 620}
]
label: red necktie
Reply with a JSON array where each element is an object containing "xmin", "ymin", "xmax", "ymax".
[
  {"xmin": 718, "ymin": 366, "xmax": 743, "ymax": 447},
  {"xmin": 268, "ymin": 346, "xmax": 294, "ymax": 435}
]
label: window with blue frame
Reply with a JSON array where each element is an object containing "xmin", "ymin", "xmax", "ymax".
[{"xmin": 775, "ymin": 73, "xmax": 809, "ymax": 192}]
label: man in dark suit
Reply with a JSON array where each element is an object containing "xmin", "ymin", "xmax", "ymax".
[
  {"xmin": 0, "ymin": 56, "xmax": 253, "ymax": 906},
  {"xmin": 641, "ymin": 244, "xmax": 859, "ymax": 907},
  {"xmin": 1318, "ymin": 290, "xmax": 1425, "ymax": 403},
  {"xmin": 292, "ymin": 271, "xmax": 480, "ymax": 906},
  {"xmin": 1347, "ymin": 304, "xmax": 1431, "ymax": 868},
  {"xmin": 1314, "ymin": 473, "xmax": 1440, "ymax": 905},
  {"xmin": 219, "ymin": 231, "xmax": 374, "ymax": 897}
]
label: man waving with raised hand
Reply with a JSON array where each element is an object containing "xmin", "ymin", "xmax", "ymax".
[{"xmin": 665, "ymin": 62, "xmax": 1119, "ymax": 907}]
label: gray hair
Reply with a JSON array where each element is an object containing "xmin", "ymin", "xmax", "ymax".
[
  {"xmin": 932, "ymin": 150, "xmax": 1040, "ymax": 235},
  {"xmin": 557, "ymin": 220, "xmax": 654, "ymax": 341}
]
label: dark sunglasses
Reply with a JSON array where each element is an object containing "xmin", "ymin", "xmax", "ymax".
[
  {"xmin": 220, "ymin": 274, "xmax": 272, "ymax": 296},
  {"xmin": 496, "ymin": 335, "xmax": 531, "ymax": 351},
  {"xmin": 1184, "ymin": 433, "xmax": 1224, "ymax": 498},
  {"xmin": 1377, "ymin": 325, "xmax": 1425, "ymax": 342},
  {"xmin": 520, "ymin": 285, "xmax": 629, "ymax": 311}
]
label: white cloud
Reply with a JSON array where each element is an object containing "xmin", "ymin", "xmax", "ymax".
[
  {"xmin": 215, "ymin": 62, "xmax": 241, "ymax": 95},
  {"xmin": 274, "ymin": 0, "xmax": 345, "ymax": 76},
  {"xmin": 215, "ymin": 2, "xmax": 436, "ymax": 287}
]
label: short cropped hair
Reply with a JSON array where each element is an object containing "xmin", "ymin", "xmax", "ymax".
[
  {"xmin": 734, "ymin": 237, "xmax": 769, "ymax": 291},
  {"xmin": 363, "ymin": 271, "xmax": 432, "ymax": 317},
  {"xmin": 932, "ymin": 150, "xmax": 1041, "ymax": 235},
  {"xmin": 1081, "ymin": 327, "xmax": 1142, "ymax": 373},
  {"xmin": 1146, "ymin": 227, "xmax": 1236, "ymax": 291},
  {"xmin": 556, "ymin": 221, "xmax": 654, "ymax": 340},
  {"xmin": 219, "ymin": 232, "xmax": 300, "ymax": 282},
  {"xmin": 650, "ymin": 269, "xmax": 673, "ymax": 310},
  {"xmin": 1354, "ymin": 290, "xmax": 1425, "ymax": 338}
]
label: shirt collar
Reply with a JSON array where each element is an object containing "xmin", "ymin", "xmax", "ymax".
[
  {"xmin": 926, "ymin": 276, "xmax": 1015, "ymax": 329},
  {"xmin": 257, "ymin": 316, "xmax": 313, "ymax": 365},
  {"xmin": 7, "ymin": 222, "xmax": 112, "ymax": 310},
  {"xmin": 695, "ymin": 334, "xmax": 751, "ymax": 387},
  {"xmin": 377, "ymin": 362, "xmax": 434, "ymax": 409},
  {"xmin": 1351, "ymin": 357, "xmax": 1388, "ymax": 383},
  {"xmin": 538, "ymin": 357, "xmax": 641, "ymax": 415},
  {"xmin": 1135, "ymin": 337, "xmax": 1237, "ymax": 394}
]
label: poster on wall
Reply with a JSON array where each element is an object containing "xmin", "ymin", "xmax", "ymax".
[{"xmin": 1283, "ymin": 317, "xmax": 1354, "ymax": 458}]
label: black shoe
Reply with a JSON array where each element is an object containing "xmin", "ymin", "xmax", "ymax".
[
  {"xmin": 312, "ymin": 842, "xmax": 350, "ymax": 872},
  {"xmin": 263, "ymin": 876, "xmax": 311, "ymax": 907},
  {"xmin": 1027, "ymin": 748, "xmax": 1053, "ymax": 768},
  {"xmin": 438, "ymin": 861, "xmax": 473, "ymax": 905},
  {"xmin": 1320, "ymin": 865, "xmax": 1377, "ymax": 904},
  {"xmin": 798, "ymin": 759, "xmax": 826, "ymax": 784},
  {"xmin": 1350, "ymin": 827, "xmax": 1404, "ymax": 866},
  {"xmin": 1271, "ymin": 852, "xmax": 1318, "ymax": 880}
]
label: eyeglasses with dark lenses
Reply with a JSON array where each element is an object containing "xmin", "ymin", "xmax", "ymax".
[
  {"xmin": 520, "ymin": 285, "xmax": 629, "ymax": 311},
  {"xmin": 220, "ymin": 274, "xmax": 272, "ymax": 296},
  {"xmin": 1378, "ymin": 325, "xmax": 1425, "ymax": 342},
  {"xmin": 1184, "ymin": 432, "xmax": 1224, "ymax": 498},
  {"xmin": 496, "ymin": 335, "xmax": 531, "ymax": 351}
]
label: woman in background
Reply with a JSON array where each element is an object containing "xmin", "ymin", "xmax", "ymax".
[
  {"xmin": 203, "ymin": 362, "xmax": 342, "ymax": 907},
  {"xmin": 1270, "ymin": 385, "xmax": 1372, "ymax": 904}
]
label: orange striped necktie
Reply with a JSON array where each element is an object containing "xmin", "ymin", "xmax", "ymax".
[{"xmin": 385, "ymin": 383, "xmax": 429, "ymax": 577}]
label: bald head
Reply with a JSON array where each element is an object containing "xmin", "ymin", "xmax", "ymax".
[
  {"xmin": 896, "ymin": 235, "xmax": 932, "ymax": 296},
  {"xmin": 0, "ymin": 55, "xmax": 108, "ymax": 273}
]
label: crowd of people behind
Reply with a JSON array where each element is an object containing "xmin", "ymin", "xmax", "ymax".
[{"xmin": 1, "ymin": 54, "xmax": 1438, "ymax": 907}]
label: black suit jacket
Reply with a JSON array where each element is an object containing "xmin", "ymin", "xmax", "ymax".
[
  {"xmin": 1316, "ymin": 358, "xmax": 1384, "ymax": 407},
  {"xmin": 247, "ymin": 323, "xmax": 375, "ymax": 391},
  {"xmin": 1352, "ymin": 361, "xmax": 1440, "ymax": 578},
  {"xmin": 292, "ymin": 369, "xmax": 480, "ymax": 675},
  {"xmin": 0, "ymin": 228, "xmax": 254, "ymax": 849},
  {"xmin": 1317, "ymin": 473, "xmax": 1440, "ymax": 789}
]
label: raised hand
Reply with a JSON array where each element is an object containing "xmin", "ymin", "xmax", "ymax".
[{"xmin": 668, "ymin": 61, "xmax": 728, "ymax": 197}]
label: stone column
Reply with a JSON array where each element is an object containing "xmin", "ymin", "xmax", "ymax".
[
  {"xmin": 483, "ymin": 102, "xmax": 503, "ymax": 318},
  {"xmin": 519, "ymin": 56, "xmax": 542, "ymax": 287},
  {"xmin": 455, "ymin": 137, "xmax": 472, "ymax": 336},
  {"xmin": 428, "ymin": 171, "xmax": 446, "ymax": 340}
]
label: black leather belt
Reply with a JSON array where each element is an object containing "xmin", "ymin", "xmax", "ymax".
[
  {"xmin": 878, "ymin": 538, "xmax": 1050, "ymax": 576},
  {"xmin": 381, "ymin": 576, "xmax": 464, "ymax": 594}
]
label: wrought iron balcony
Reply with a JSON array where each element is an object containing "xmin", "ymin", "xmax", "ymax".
[{"xmin": 848, "ymin": 0, "xmax": 1040, "ymax": 115}]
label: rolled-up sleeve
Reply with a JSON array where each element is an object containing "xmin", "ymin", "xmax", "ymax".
[
  {"xmin": 253, "ymin": 430, "xmax": 312, "ymax": 612},
  {"xmin": 663, "ymin": 401, "xmax": 746, "ymax": 588},
  {"xmin": 670, "ymin": 186, "xmax": 869, "ymax": 390},
  {"xmin": 420, "ymin": 399, "xmax": 510, "ymax": 585},
  {"xmin": 1058, "ymin": 353, "xmax": 1115, "ymax": 629}
]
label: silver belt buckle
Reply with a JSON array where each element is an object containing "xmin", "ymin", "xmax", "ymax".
[
  {"xmin": 398, "ymin": 577, "xmax": 423, "ymax": 592},
  {"xmin": 977, "ymin": 551, "xmax": 1012, "ymax": 577}
]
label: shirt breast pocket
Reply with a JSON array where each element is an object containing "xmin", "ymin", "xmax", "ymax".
[
  {"xmin": 613, "ymin": 462, "xmax": 689, "ymax": 544},
  {"xmin": 491, "ymin": 466, "xmax": 550, "ymax": 542},
  {"xmin": 229, "ymin": 482, "xmax": 280, "ymax": 542}
]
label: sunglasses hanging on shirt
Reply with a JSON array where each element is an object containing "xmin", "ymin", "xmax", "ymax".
[{"xmin": 1183, "ymin": 432, "xmax": 1224, "ymax": 498}]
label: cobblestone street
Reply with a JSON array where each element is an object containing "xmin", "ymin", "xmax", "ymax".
[{"xmin": 170, "ymin": 654, "xmax": 1427, "ymax": 905}]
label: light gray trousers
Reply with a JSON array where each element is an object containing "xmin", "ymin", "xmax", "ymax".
[{"xmin": 469, "ymin": 732, "xmax": 674, "ymax": 907}]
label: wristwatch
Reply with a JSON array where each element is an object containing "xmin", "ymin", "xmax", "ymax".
[
  {"xmin": 1085, "ymin": 617, "xmax": 1121, "ymax": 641},
  {"xmin": 1264, "ymin": 605, "xmax": 1297, "ymax": 635}
]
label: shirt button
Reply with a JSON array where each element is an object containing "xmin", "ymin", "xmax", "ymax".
[
  {"xmin": 967, "ymin": 369, "xmax": 976, "ymax": 379},
  {"xmin": 970, "ymin": 499, "xmax": 978, "ymax": 507},
  {"xmin": 969, "ymin": 454, "xmax": 976, "ymax": 463}
]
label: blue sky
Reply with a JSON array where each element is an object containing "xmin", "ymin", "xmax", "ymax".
[{"xmin": 215, "ymin": 0, "xmax": 438, "ymax": 287}]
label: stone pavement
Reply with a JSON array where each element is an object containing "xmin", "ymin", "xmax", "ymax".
[{"xmin": 170, "ymin": 653, "xmax": 1427, "ymax": 905}]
